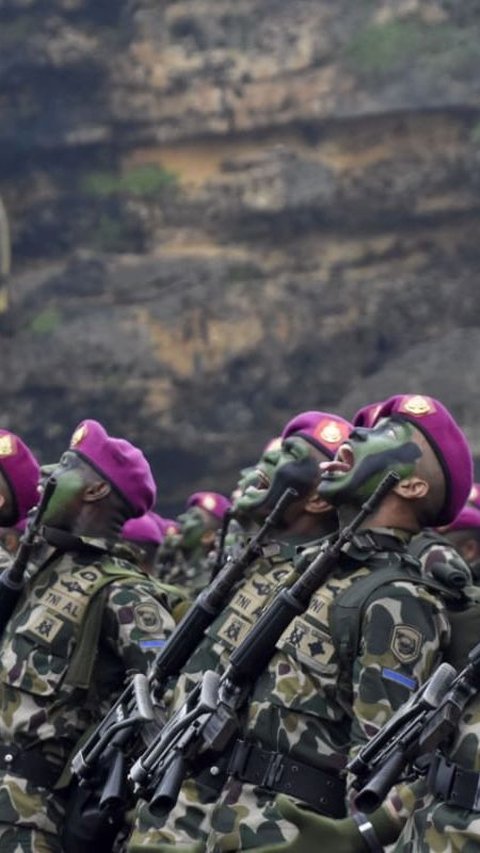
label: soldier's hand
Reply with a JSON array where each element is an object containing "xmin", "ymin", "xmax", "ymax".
[{"xmin": 251, "ymin": 795, "xmax": 370, "ymax": 853}]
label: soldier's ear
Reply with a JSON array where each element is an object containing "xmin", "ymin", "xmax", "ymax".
[
  {"xmin": 83, "ymin": 480, "xmax": 112, "ymax": 503},
  {"xmin": 394, "ymin": 476, "xmax": 429, "ymax": 501}
]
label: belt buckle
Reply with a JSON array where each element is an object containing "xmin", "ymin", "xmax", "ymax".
[{"xmin": 263, "ymin": 753, "xmax": 284, "ymax": 790}]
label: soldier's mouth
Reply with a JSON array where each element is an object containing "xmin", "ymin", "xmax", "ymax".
[
  {"xmin": 320, "ymin": 444, "xmax": 355, "ymax": 479},
  {"xmin": 243, "ymin": 468, "xmax": 271, "ymax": 499}
]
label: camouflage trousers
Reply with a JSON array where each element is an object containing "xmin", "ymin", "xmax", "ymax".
[
  {"xmin": 0, "ymin": 772, "xmax": 65, "ymax": 852},
  {"xmin": 127, "ymin": 777, "xmax": 299, "ymax": 852}
]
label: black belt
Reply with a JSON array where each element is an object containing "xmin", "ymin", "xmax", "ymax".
[
  {"xmin": 427, "ymin": 752, "xmax": 480, "ymax": 811},
  {"xmin": 227, "ymin": 739, "xmax": 346, "ymax": 818},
  {"xmin": 0, "ymin": 743, "xmax": 62, "ymax": 790}
]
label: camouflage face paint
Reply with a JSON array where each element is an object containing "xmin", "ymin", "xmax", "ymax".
[
  {"xmin": 318, "ymin": 418, "xmax": 422, "ymax": 506},
  {"xmin": 232, "ymin": 443, "xmax": 283, "ymax": 517},
  {"xmin": 41, "ymin": 451, "xmax": 87, "ymax": 529},
  {"xmin": 235, "ymin": 436, "xmax": 319, "ymax": 523},
  {"xmin": 177, "ymin": 506, "xmax": 210, "ymax": 551}
]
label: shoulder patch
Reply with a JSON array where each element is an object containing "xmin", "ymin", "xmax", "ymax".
[
  {"xmin": 390, "ymin": 624, "xmax": 422, "ymax": 664},
  {"xmin": 134, "ymin": 602, "xmax": 163, "ymax": 633}
]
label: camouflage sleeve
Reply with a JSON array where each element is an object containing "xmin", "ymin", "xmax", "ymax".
[
  {"xmin": 419, "ymin": 541, "xmax": 472, "ymax": 585},
  {"xmin": 349, "ymin": 582, "xmax": 450, "ymax": 753},
  {"xmin": 101, "ymin": 579, "xmax": 177, "ymax": 674}
]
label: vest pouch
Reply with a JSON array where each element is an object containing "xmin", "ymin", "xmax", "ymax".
[{"xmin": 0, "ymin": 603, "xmax": 74, "ymax": 696}]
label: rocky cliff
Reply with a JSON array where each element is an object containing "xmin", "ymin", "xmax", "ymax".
[{"xmin": 1, "ymin": 0, "xmax": 480, "ymax": 511}]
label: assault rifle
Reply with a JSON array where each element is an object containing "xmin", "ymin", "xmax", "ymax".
[
  {"xmin": 349, "ymin": 640, "xmax": 480, "ymax": 813},
  {"xmin": 66, "ymin": 485, "xmax": 299, "ymax": 850},
  {"xmin": 128, "ymin": 471, "xmax": 400, "ymax": 811},
  {"xmin": 0, "ymin": 477, "xmax": 56, "ymax": 632}
]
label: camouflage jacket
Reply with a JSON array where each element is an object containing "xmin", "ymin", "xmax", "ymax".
[
  {"xmin": 0, "ymin": 532, "xmax": 178, "ymax": 832},
  {"xmin": 129, "ymin": 538, "xmax": 304, "ymax": 850},
  {"xmin": 201, "ymin": 528, "xmax": 451, "ymax": 852},
  {"xmin": 159, "ymin": 549, "xmax": 214, "ymax": 597}
]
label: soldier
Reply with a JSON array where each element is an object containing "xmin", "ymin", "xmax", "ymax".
[
  {"xmin": 127, "ymin": 409, "xmax": 353, "ymax": 851},
  {"xmin": 121, "ymin": 511, "xmax": 165, "ymax": 575},
  {"xmin": 161, "ymin": 492, "xmax": 232, "ymax": 596},
  {"xmin": 245, "ymin": 394, "xmax": 474, "ymax": 853},
  {"xmin": 0, "ymin": 429, "xmax": 40, "ymax": 571},
  {"xmin": 0, "ymin": 418, "xmax": 181, "ymax": 853},
  {"xmin": 353, "ymin": 402, "xmax": 472, "ymax": 587}
]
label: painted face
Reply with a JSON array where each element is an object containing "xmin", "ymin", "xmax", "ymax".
[
  {"xmin": 234, "ymin": 435, "xmax": 319, "ymax": 522},
  {"xmin": 41, "ymin": 450, "xmax": 88, "ymax": 529},
  {"xmin": 178, "ymin": 506, "xmax": 212, "ymax": 551},
  {"xmin": 318, "ymin": 418, "xmax": 422, "ymax": 506},
  {"xmin": 232, "ymin": 443, "xmax": 283, "ymax": 517}
]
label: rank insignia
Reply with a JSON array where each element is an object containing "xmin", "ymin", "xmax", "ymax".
[
  {"xmin": 399, "ymin": 396, "xmax": 435, "ymax": 417},
  {"xmin": 0, "ymin": 434, "xmax": 15, "ymax": 457},
  {"xmin": 390, "ymin": 624, "xmax": 422, "ymax": 664},
  {"xmin": 70, "ymin": 424, "xmax": 87, "ymax": 447}
]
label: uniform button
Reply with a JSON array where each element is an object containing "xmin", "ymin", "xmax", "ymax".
[
  {"xmin": 4, "ymin": 754, "xmax": 13, "ymax": 762},
  {"xmin": 210, "ymin": 766, "xmax": 220, "ymax": 776}
]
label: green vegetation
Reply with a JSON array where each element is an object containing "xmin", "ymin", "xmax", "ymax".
[
  {"xmin": 81, "ymin": 164, "xmax": 178, "ymax": 198},
  {"xmin": 346, "ymin": 20, "xmax": 480, "ymax": 80},
  {"xmin": 30, "ymin": 307, "xmax": 61, "ymax": 335}
]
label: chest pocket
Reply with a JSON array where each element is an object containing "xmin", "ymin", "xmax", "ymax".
[
  {"xmin": 0, "ymin": 566, "xmax": 104, "ymax": 696},
  {"xmin": 207, "ymin": 563, "xmax": 294, "ymax": 653}
]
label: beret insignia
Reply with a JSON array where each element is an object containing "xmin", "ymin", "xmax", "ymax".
[
  {"xmin": 202, "ymin": 494, "xmax": 217, "ymax": 512},
  {"xmin": 70, "ymin": 425, "xmax": 87, "ymax": 448},
  {"xmin": 314, "ymin": 420, "xmax": 349, "ymax": 445},
  {"xmin": 399, "ymin": 395, "xmax": 436, "ymax": 417},
  {"xmin": 0, "ymin": 434, "xmax": 15, "ymax": 457},
  {"xmin": 469, "ymin": 485, "xmax": 479, "ymax": 503}
]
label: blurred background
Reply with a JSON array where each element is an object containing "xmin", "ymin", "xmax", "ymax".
[{"xmin": 0, "ymin": 0, "xmax": 479, "ymax": 514}]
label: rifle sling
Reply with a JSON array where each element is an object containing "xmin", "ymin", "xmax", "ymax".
[
  {"xmin": 427, "ymin": 751, "xmax": 480, "ymax": 811},
  {"xmin": 227, "ymin": 739, "xmax": 346, "ymax": 818}
]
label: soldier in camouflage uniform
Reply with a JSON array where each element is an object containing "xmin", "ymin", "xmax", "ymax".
[
  {"xmin": 127, "ymin": 410, "xmax": 353, "ymax": 852},
  {"xmin": 246, "ymin": 394, "xmax": 474, "ymax": 853},
  {"xmin": 159, "ymin": 492, "xmax": 231, "ymax": 596},
  {"xmin": 438, "ymin": 504, "xmax": 480, "ymax": 582},
  {"xmin": 0, "ymin": 419, "xmax": 184, "ymax": 853},
  {"xmin": 0, "ymin": 429, "xmax": 40, "ymax": 571},
  {"xmin": 121, "ymin": 511, "xmax": 166, "ymax": 575}
]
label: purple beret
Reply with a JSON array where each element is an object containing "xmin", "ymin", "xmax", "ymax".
[
  {"xmin": 186, "ymin": 492, "xmax": 231, "ymax": 520},
  {"xmin": 0, "ymin": 430, "xmax": 40, "ymax": 524},
  {"xmin": 121, "ymin": 511, "xmax": 164, "ymax": 545},
  {"xmin": 442, "ymin": 505, "xmax": 480, "ymax": 533},
  {"xmin": 373, "ymin": 395, "xmax": 473, "ymax": 526},
  {"xmin": 281, "ymin": 411, "xmax": 352, "ymax": 459},
  {"xmin": 468, "ymin": 484, "xmax": 480, "ymax": 511},
  {"xmin": 70, "ymin": 419, "xmax": 156, "ymax": 517},
  {"xmin": 352, "ymin": 402, "xmax": 383, "ymax": 428}
]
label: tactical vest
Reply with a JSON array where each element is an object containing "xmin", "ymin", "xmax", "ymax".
[{"xmin": 0, "ymin": 554, "xmax": 178, "ymax": 698}]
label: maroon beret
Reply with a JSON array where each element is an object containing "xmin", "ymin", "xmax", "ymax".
[
  {"xmin": 281, "ymin": 411, "xmax": 352, "ymax": 459},
  {"xmin": 70, "ymin": 420, "xmax": 156, "ymax": 517},
  {"xmin": 442, "ymin": 505, "xmax": 480, "ymax": 533},
  {"xmin": 0, "ymin": 430, "xmax": 40, "ymax": 524},
  {"xmin": 373, "ymin": 395, "xmax": 473, "ymax": 526},
  {"xmin": 352, "ymin": 402, "xmax": 383, "ymax": 428},
  {"xmin": 186, "ymin": 492, "xmax": 231, "ymax": 520},
  {"xmin": 121, "ymin": 511, "xmax": 164, "ymax": 545}
]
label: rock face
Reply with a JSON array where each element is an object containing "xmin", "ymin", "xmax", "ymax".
[{"xmin": 1, "ymin": 0, "xmax": 480, "ymax": 511}]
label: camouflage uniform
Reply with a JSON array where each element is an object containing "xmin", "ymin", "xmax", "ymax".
[
  {"xmin": 0, "ymin": 532, "xmax": 179, "ymax": 853},
  {"xmin": 129, "ymin": 539, "xmax": 303, "ymax": 850},
  {"xmin": 160, "ymin": 549, "xmax": 213, "ymax": 598},
  {"xmin": 128, "ymin": 530, "xmax": 450, "ymax": 852}
]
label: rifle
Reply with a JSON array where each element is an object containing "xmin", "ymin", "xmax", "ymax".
[
  {"xmin": 0, "ymin": 477, "xmax": 56, "ymax": 632},
  {"xmin": 65, "ymin": 486, "xmax": 298, "ymax": 850},
  {"xmin": 349, "ymin": 640, "xmax": 480, "ymax": 813},
  {"xmin": 128, "ymin": 471, "xmax": 400, "ymax": 810}
]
